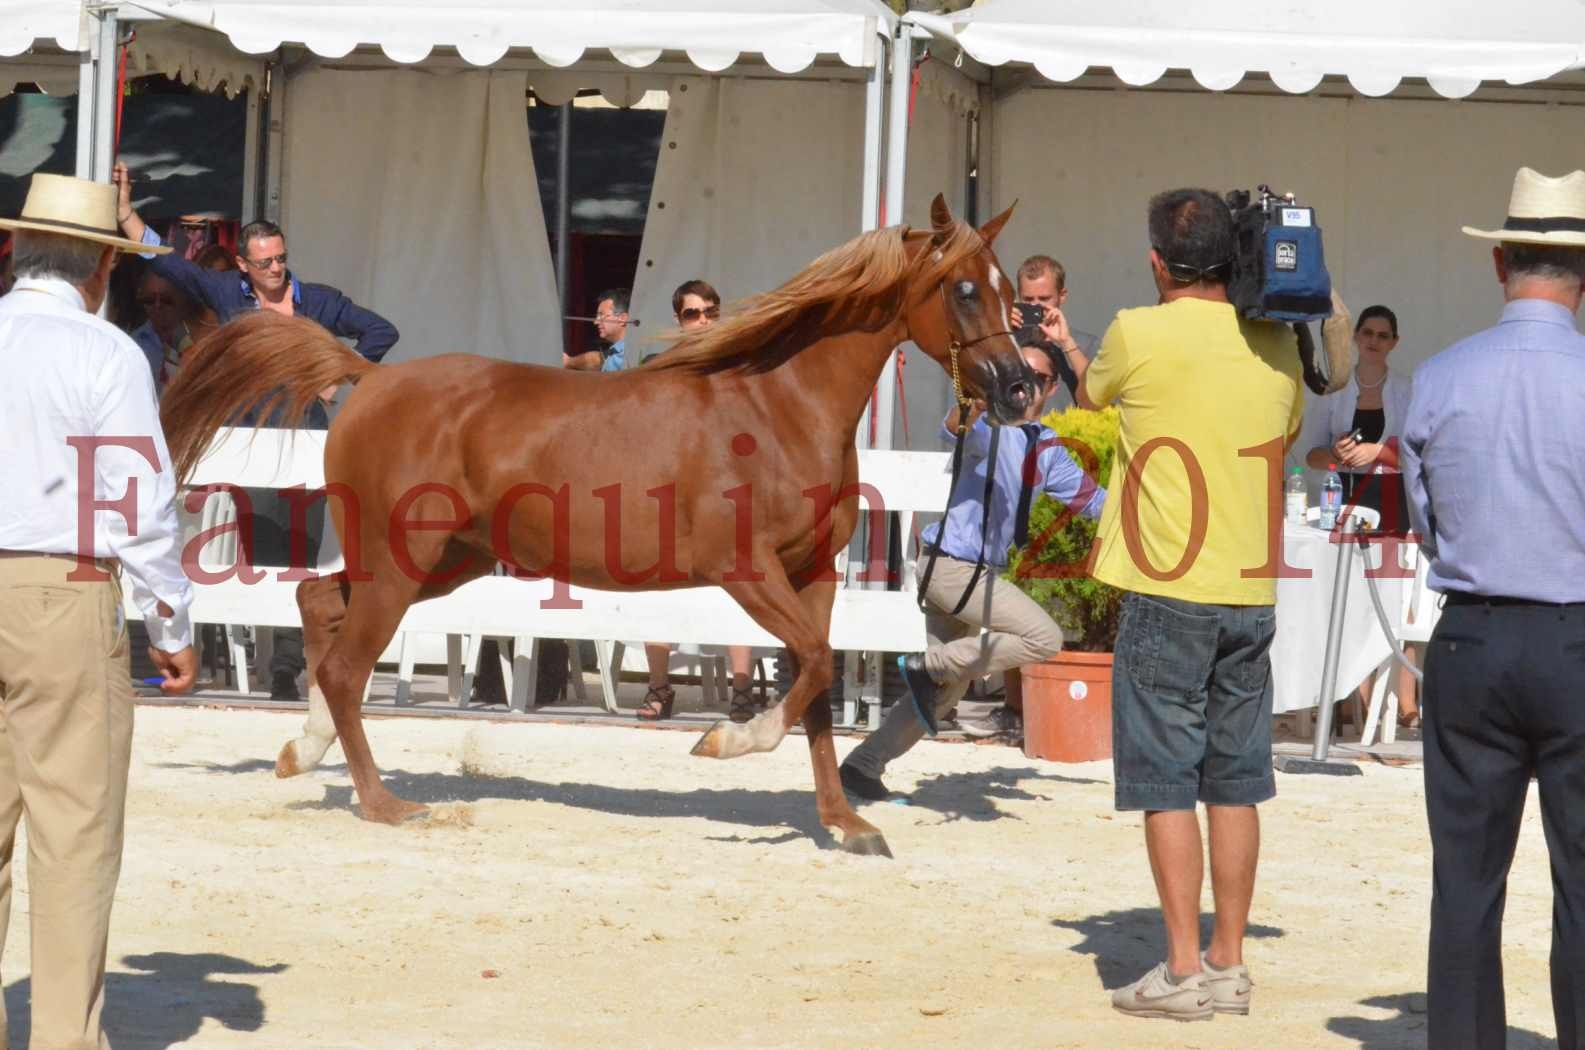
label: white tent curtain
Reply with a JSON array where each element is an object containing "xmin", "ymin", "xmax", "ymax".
[
  {"xmin": 629, "ymin": 75, "xmax": 866, "ymax": 361},
  {"xmin": 281, "ymin": 67, "xmax": 561, "ymax": 365},
  {"xmin": 893, "ymin": 58, "xmax": 977, "ymax": 452}
]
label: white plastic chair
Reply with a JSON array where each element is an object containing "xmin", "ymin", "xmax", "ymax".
[
  {"xmin": 186, "ymin": 486, "xmax": 257, "ymax": 693},
  {"xmin": 1359, "ymin": 543, "xmax": 1440, "ymax": 746}
]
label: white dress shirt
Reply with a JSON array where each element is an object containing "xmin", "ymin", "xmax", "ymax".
[{"xmin": 0, "ymin": 277, "xmax": 192, "ymax": 650}]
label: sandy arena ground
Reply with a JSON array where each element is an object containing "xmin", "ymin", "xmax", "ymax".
[{"xmin": 0, "ymin": 705, "xmax": 1561, "ymax": 1049}]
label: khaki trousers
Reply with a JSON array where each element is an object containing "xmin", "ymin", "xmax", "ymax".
[
  {"xmin": 844, "ymin": 555, "xmax": 1064, "ymax": 779},
  {"xmin": 0, "ymin": 554, "xmax": 132, "ymax": 1050}
]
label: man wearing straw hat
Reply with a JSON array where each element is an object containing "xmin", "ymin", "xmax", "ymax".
[
  {"xmin": 0, "ymin": 172, "xmax": 196, "ymax": 1048},
  {"xmin": 1401, "ymin": 167, "xmax": 1585, "ymax": 1050}
]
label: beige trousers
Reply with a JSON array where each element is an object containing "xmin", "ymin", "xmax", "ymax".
[
  {"xmin": 0, "ymin": 554, "xmax": 132, "ymax": 1050},
  {"xmin": 844, "ymin": 555, "xmax": 1064, "ymax": 779}
]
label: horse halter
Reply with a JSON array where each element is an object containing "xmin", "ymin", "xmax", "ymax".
[{"xmin": 935, "ymin": 280, "xmax": 1019, "ymax": 433}]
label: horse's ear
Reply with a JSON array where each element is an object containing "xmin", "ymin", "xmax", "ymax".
[
  {"xmin": 978, "ymin": 200, "xmax": 1018, "ymax": 245},
  {"xmin": 929, "ymin": 193, "xmax": 953, "ymax": 232}
]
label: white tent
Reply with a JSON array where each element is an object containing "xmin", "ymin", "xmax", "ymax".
[
  {"xmin": 908, "ymin": 0, "xmax": 1585, "ymax": 99},
  {"xmin": 119, "ymin": 0, "xmax": 888, "ymax": 71},
  {"xmin": 85, "ymin": 0, "xmax": 901, "ymax": 393},
  {"xmin": 0, "ymin": 0, "xmax": 81, "ymax": 56},
  {"xmin": 899, "ymin": 1, "xmax": 1585, "ymax": 410},
  {"xmin": 1, "ymin": 0, "xmax": 86, "ymax": 100}
]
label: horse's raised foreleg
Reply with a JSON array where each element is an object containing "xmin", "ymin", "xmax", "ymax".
[
  {"xmin": 692, "ymin": 571, "xmax": 890, "ymax": 856},
  {"xmin": 690, "ymin": 566, "xmax": 821, "ymax": 760},
  {"xmin": 276, "ymin": 574, "xmax": 348, "ymax": 779}
]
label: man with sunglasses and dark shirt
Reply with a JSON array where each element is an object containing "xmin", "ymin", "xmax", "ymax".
[
  {"xmin": 111, "ymin": 162, "xmax": 399, "ymax": 369},
  {"xmin": 112, "ymin": 161, "xmax": 398, "ymax": 701}
]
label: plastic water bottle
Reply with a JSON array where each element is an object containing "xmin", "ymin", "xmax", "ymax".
[
  {"xmin": 1319, "ymin": 464, "xmax": 1344, "ymax": 529},
  {"xmin": 1284, "ymin": 467, "xmax": 1307, "ymax": 526}
]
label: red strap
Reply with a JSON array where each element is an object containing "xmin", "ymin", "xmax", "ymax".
[{"xmin": 114, "ymin": 34, "xmax": 130, "ymax": 150}]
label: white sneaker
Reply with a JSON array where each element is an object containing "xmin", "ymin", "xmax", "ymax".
[
  {"xmin": 1200, "ymin": 952, "xmax": 1253, "ymax": 1015},
  {"xmin": 1110, "ymin": 962, "xmax": 1214, "ymax": 1022}
]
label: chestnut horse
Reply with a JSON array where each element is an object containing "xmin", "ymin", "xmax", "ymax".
[{"xmin": 159, "ymin": 195, "xmax": 1037, "ymax": 857}]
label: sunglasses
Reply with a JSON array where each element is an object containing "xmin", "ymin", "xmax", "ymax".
[
  {"xmin": 137, "ymin": 293, "xmax": 178, "ymax": 307},
  {"xmin": 242, "ymin": 253, "xmax": 288, "ymax": 271},
  {"xmin": 679, "ymin": 305, "xmax": 720, "ymax": 323}
]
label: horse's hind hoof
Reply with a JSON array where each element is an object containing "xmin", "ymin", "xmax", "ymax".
[
  {"xmin": 843, "ymin": 831, "xmax": 893, "ymax": 859},
  {"xmin": 360, "ymin": 798, "xmax": 429, "ymax": 826},
  {"xmin": 275, "ymin": 741, "xmax": 304, "ymax": 779}
]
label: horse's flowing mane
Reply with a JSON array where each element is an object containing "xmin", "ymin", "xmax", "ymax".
[{"xmin": 644, "ymin": 219, "xmax": 988, "ymax": 376}]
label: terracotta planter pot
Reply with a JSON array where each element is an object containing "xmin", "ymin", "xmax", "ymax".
[{"xmin": 1020, "ymin": 651, "xmax": 1114, "ymax": 763}]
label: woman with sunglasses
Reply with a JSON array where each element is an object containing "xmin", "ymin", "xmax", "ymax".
[{"xmin": 635, "ymin": 280, "xmax": 766, "ymax": 723}]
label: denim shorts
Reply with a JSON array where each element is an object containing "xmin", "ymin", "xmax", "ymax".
[{"xmin": 1112, "ymin": 591, "xmax": 1277, "ymax": 811}]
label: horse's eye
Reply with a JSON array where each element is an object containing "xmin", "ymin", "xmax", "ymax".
[{"xmin": 955, "ymin": 280, "xmax": 977, "ymax": 301}]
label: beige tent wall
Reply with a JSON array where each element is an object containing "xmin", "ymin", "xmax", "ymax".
[
  {"xmin": 281, "ymin": 67, "xmax": 561, "ymax": 365},
  {"xmin": 895, "ymin": 60, "xmax": 977, "ymax": 451},
  {"xmin": 630, "ymin": 75, "xmax": 865, "ymax": 361},
  {"xmin": 990, "ymin": 86, "xmax": 1585, "ymax": 380}
]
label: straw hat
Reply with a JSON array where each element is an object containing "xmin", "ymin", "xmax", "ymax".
[
  {"xmin": 0, "ymin": 173, "xmax": 170, "ymax": 254},
  {"xmin": 1463, "ymin": 167, "xmax": 1585, "ymax": 247}
]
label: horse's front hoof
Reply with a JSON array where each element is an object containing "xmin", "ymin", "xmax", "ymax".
[
  {"xmin": 275, "ymin": 740, "xmax": 304, "ymax": 779},
  {"xmin": 842, "ymin": 831, "xmax": 893, "ymax": 859},
  {"xmin": 690, "ymin": 720, "xmax": 732, "ymax": 759},
  {"xmin": 359, "ymin": 797, "xmax": 429, "ymax": 826}
]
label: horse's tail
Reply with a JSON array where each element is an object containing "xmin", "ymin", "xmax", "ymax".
[{"xmin": 160, "ymin": 311, "xmax": 378, "ymax": 484}]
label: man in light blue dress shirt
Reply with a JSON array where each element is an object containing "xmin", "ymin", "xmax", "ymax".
[{"xmin": 1400, "ymin": 166, "xmax": 1585, "ymax": 1050}]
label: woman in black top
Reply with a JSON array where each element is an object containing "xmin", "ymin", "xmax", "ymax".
[{"xmin": 1303, "ymin": 305, "xmax": 1413, "ymax": 531}]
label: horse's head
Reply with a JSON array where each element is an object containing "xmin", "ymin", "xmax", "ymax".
[{"xmin": 901, "ymin": 194, "xmax": 1039, "ymax": 426}]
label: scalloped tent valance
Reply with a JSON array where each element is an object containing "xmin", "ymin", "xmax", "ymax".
[
  {"xmin": 907, "ymin": 0, "xmax": 1585, "ymax": 99},
  {"xmin": 1, "ymin": 57, "xmax": 78, "ymax": 97},
  {"xmin": 125, "ymin": 22, "xmax": 263, "ymax": 98},
  {"xmin": 120, "ymin": 0, "xmax": 894, "ymax": 73}
]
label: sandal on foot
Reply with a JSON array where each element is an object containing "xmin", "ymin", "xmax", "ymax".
[
  {"xmin": 729, "ymin": 685, "xmax": 759, "ymax": 724},
  {"xmin": 1398, "ymin": 710, "xmax": 1423, "ymax": 730},
  {"xmin": 636, "ymin": 685, "xmax": 675, "ymax": 721}
]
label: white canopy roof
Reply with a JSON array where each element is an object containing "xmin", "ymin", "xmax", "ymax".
[
  {"xmin": 121, "ymin": 0, "xmax": 894, "ymax": 72},
  {"xmin": 0, "ymin": 0, "xmax": 84, "ymax": 55},
  {"xmin": 907, "ymin": 0, "xmax": 1585, "ymax": 99}
]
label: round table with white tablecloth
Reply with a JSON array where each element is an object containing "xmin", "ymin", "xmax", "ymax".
[{"xmin": 1271, "ymin": 520, "xmax": 1426, "ymax": 714}]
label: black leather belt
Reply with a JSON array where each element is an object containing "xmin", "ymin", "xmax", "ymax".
[{"xmin": 1445, "ymin": 592, "xmax": 1585, "ymax": 609}]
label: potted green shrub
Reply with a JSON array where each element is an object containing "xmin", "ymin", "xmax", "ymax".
[{"xmin": 1003, "ymin": 405, "xmax": 1123, "ymax": 762}]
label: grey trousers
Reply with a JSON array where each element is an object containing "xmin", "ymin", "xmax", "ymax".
[{"xmin": 844, "ymin": 555, "xmax": 1064, "ymax": 778}]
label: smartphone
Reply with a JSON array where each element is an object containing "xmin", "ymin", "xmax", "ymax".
[{"xmin": 1343, "ymin": 427, "xmax": 1364, "ymax": 444}]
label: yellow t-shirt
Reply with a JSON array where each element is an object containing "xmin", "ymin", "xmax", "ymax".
[{"xmin": 1082, "ymin": 297, "xmax": 1303, "ymax": 606}]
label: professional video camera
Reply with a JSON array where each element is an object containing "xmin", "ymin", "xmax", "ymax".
[{"xmin": 1226, "ymin": 186, "xmax": 1340, "ymax": 394}]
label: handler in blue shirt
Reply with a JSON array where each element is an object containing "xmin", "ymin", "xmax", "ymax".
[
  {"xmin": 839, "ymin": 344, "xmax": 1106, "ymax": 801},
  {"xmin": 1400, "ymin": 166, "xmax": 1585, "ymax": 1050},
  {"xmin": 111, "ymin": 162, "xmax": 398, "ymax": 365}
]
